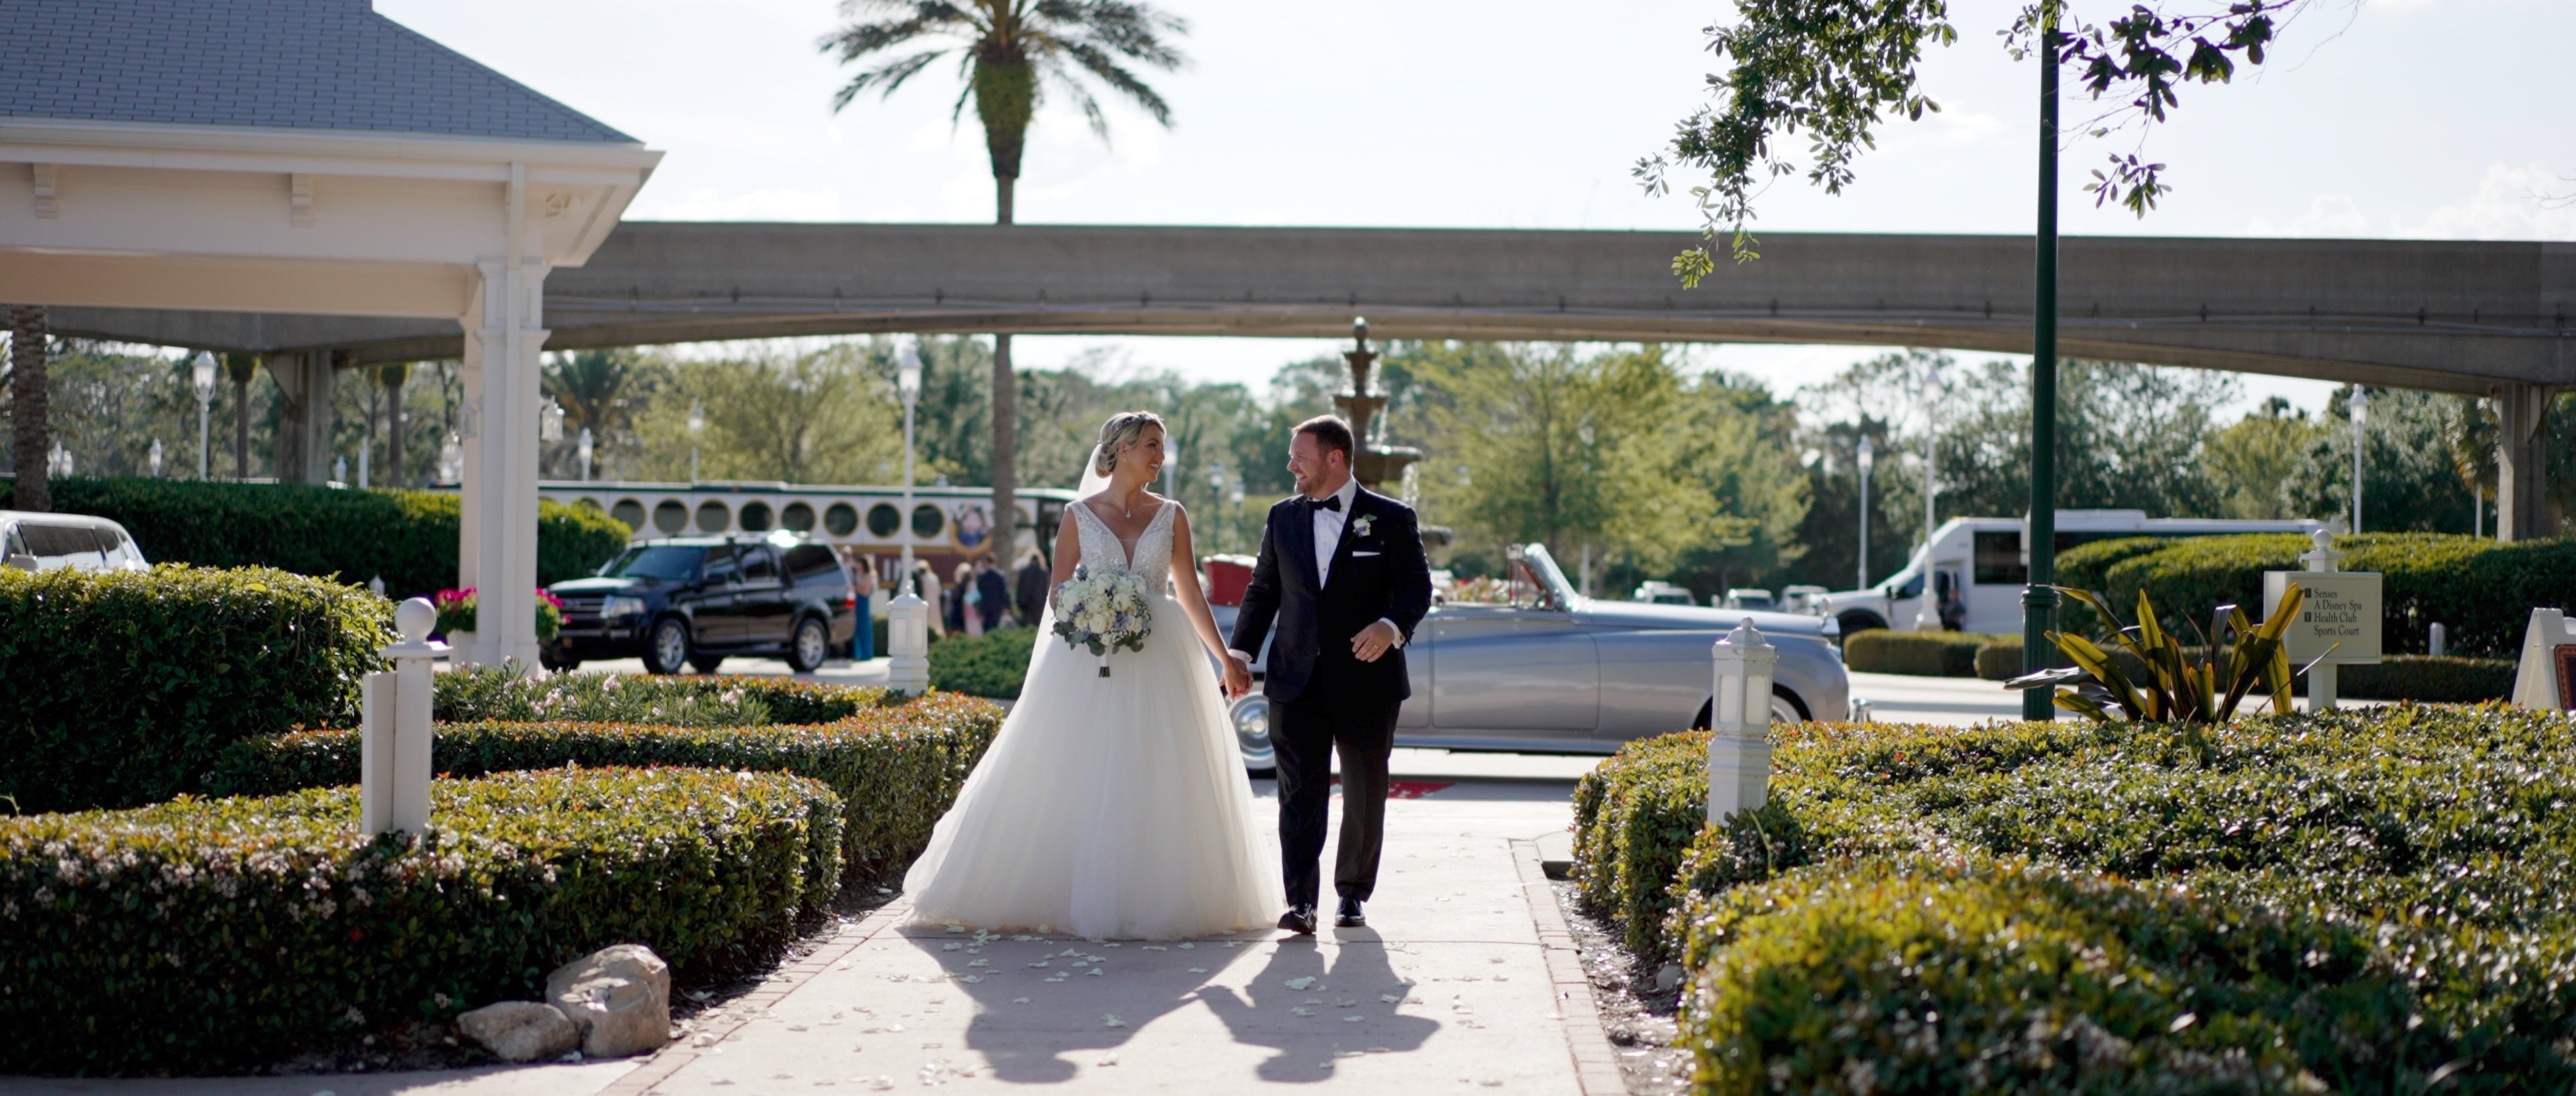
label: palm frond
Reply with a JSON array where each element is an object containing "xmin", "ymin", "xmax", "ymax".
[
  {"xmin": 1049, "ymin": 40, "xmax": 1174, "ymax": 125},
  {"xmin": 829, "ymin": 48, "xmax": 954, "ymax": 111}
]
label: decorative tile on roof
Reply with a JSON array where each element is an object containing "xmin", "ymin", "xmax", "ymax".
[{"xmin": 0, "ymin": 0, "xmax": 636, "ymax": 144}]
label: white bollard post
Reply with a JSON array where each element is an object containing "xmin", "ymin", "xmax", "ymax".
[
  {"xmin": 362, "ymin": 598, "xmax": 443, "ymax": 835},
  {"xmin": 1707, "ymin": 619, "xmax": 1778, "ymax": 824},
  {"xmin": 885, "ymin": 588, "xmax": 931, "ymax": 695},
  {"xmin": 2300, "ymin": 530, "xmax": 2342, "ymax": 712},
  {"xmin": 2428, "ymin": 622, "xmax": 2446, "ymax": 658}
]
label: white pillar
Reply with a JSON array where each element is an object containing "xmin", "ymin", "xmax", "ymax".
[
  {"xmin": 456, "ymin": 253, "xmax": 551, "ymax": 668},
  {"xmin": 362, "ymin": 598, "xmax": 440, "ymax": 834},
  {"xmin": 886, "ymin": 590, "xmax": 930, "ymax": 694},
  {"xmin": 2300, "ymin": 530, "xmax": 2342, "ymax": 712},
  {"xmin": 1707, "ymin": 619, "xmax": 1778, "ymax": 823}
]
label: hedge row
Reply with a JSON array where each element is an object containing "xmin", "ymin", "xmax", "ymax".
[
  {"xmin": 208, "ymin": 693, "xmax": 1004, "ymax": 876},
  {"xmin": 1678, "ymin": 857, "xmax": 2473, "ymax": 1094},
  {"xmin": 433, "ymin": 666, "xmax": 900, "ymax": 727},
  {"xmin": 1841, "ymin": 630, "xmax": 2010, "ymax": 676},
  {"xmin": 0, "ymin": 766, "xmax": 841, "ymax": 1075},
  {"xmin": 1973, "ymin": 638, "xmax": 2516, "ymax": 702},
  {"xmin": 0, "ymin": 564, "xmax": 392, "ymax": 814},
  {"xmin": 928, "ymin": 626, "xmax": 1038, "ymax": 700},
  {"xmin": 1575, "ymin": 708, "xmax": 2576, "ymax": 1089},
  {"xmin": 2057, "ymin": 532, "xmax": 2576, "ymax": 657},
  {"xmin": 0, "ymin": 476, "xmax": 631, "ymax": 600}
]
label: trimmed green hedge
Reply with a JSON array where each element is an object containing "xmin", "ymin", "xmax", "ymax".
[
  {"xmin": 0, "ymin": 477, "xmax": 631, "ymax": 600},
  {"xmin": 1678, "ymin": 857, "xmax": 2470, "ymax": 1094},
  {"xmin": 0, "ymin": 766, "xmax": 841, "ymax": 1075},
  {"xmin": 433, "ymin": 666, "xmax": 900, "ymax": 727},
  {"xmin": 0, "ymin": 564, "xmax": 392, "ymax": 814},
  {"xmin": 208, "ymin": 693, "xmax": 1004, "ymax": 876},
  {"xmin": 928, "ymin": 626, "xmax": 1038, "ymax": 700},
  {"xmin": 2057, "ymin": 532, "xmax": 2576, "ymax": 657},
  {"xmin": 1841, "ymin": 630, "xmax": 2010, "ymax": 676},
  {"xmin": 1577, "ymin": 708, "xmax": 2576, "ymax": 1089}
]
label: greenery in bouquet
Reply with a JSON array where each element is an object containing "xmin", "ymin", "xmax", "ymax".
[
  {"xmin": 1050, "ymin": 564, "xmax": 1150, "ymax": 656},
  {"xmin": 433, "ymin": 587, "xmax": 566, "ymax": 642}
]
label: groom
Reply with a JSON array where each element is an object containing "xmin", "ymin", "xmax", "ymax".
[{"xmin": 1224, "ymin": 415, "xmax": 1432, "ymax": 934}]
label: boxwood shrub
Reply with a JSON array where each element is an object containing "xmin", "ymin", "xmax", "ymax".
[
  {"xmin": 0, "ymin": 564, "xmax": 393, "ymax": 814},
  {"xmin": 0, "ymin": 766, "xmax": 841, "ymax": 1075},
  {"xmin": 1, "ymin": 476, "xmax": 631, "ymax": 600},
  {"xmin": 431, "ymin": 666, "xmax": 900, "ymax": 727},
  {"xmin": 1841, "ymin": 630, "xmax": 2009, "ymax": 676},
  {"xmin": 2057, "ymin": 532, "xmax": 2576, "ymax": 657},
  {"xmin": 1577, "ymin": 708, "xmax": 2576, "ymax": 1089},
  {"xmin": 1676, "ymin": 857, "xmax": 2481, "ymax": 1094},
  {"xmin": 928, "ymin": 626, "xmax": 1038, "ymax": 700},
  {"xmin": 207, "ymin": 693, "xmax": 1004, "ymax": 876}
]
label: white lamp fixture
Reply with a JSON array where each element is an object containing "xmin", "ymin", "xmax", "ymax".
[
  {"xmin": 1706, "ymin": 618, "xmax": 1779, "ymax": 822},
  {"xmin": 886, "ymin": 345, "xmax": 931, "ymax": 694},
  {"xmin": 2349, "ymin": 388, "xmax": 2368, "ymax": 534},
  {"xmin": 149, "ymin": 438, "xmax": 163, "ymax": 478},
  {"xmin": 577, "ymin": 427, "xmax": 595, "ymax": 482},
  {"xmin": 190, "ymin": 351, "xmax": 217, "ymax": 479},
  {"xmin": 1856, "ymin": 435, "xmax": 1875, "ymax": 591},
  {"xmin": 688, "ymin": 400, "xmax": 706, "ymax": 484}
]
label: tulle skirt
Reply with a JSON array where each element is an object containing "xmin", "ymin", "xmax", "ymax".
[{"xmin": 902, "ymin": 594, "xmax": 1280, "ymax": 940}]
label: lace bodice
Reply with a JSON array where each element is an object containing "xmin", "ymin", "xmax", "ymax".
[{"xmin": 1071, "ymin": 500, "xmax": 1178, "ymax": 588}]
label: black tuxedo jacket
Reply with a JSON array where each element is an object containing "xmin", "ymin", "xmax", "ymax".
[{"xmin": 1229, "ymin": 485, "xmax": 1433, "ymax": 708}]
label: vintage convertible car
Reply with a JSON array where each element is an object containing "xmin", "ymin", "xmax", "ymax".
[{"xmin": 1211, "ymin": 543, "xmax": 1850, "ymax": 773}]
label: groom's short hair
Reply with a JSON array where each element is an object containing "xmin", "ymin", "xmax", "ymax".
[{"xmin": 1295, "ymin": 415, "xmax": 1355, "ymax": 465}]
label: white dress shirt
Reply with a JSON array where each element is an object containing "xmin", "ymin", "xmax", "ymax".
[{"xmin": 1311, "ymin": 476, "xmax": 1360, "ymax": 586}]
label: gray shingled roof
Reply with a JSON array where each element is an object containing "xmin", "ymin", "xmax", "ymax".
[{"xmin": 0, "ymin": 0, "xmax": 636, "ymax": 143}]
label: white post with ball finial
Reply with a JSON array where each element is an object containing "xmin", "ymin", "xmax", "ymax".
[
  {"xmin": 2300, "ymin": 529, "xmax": 2342, "ymax": 712},
  {"xmin": 362, "ymin": 598, "xmax": 444, "ymax": 834},
  {"xmin": 1707, "ymin": 619, "xmax": 1778, "ymax": 823}
]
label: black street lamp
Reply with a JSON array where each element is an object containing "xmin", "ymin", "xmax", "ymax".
[{"xmin": 2021, "ymin": 10, "xmax": 2065, "ymax": 722}]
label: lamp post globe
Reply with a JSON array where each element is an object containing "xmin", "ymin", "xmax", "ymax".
[
  {"xmin": 149, "ymin": 437, "xmax": 162, "ymax": 478},
  {"xmin": 686, "ymin": 400, "xmax": 705, "ymax": 484},
  {"xmin": 896, "ymin": 347, "xmax": 924, "ymax": 591},
  {"xmin": 576, "ymin": 427, "xmax": 594, "ymax": 482},
  {"xmin": 191, "ymin": 351, "xmax": 217, "ymax": 479}
]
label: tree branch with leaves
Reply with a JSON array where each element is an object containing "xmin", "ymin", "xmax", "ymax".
[{"xmin": 1638, "ymin": 0, "xmax": 2318, "ymax": 285}]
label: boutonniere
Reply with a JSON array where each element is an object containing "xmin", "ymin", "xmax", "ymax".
[{"xmin": 1350, "ymin": 514, "xmax": 1376, "ymax": 539}]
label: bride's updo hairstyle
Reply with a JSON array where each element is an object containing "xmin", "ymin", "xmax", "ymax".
[{"xmin": 1093, "ymin": 410, "xmax": 1167, "ymax": 474}]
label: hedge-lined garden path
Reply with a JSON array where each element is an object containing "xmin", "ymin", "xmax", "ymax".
[{"xmin": 607, "ymin": 767, "xmax": 1591, "ymax": 1094}]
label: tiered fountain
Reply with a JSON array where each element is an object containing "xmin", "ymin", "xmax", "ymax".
[{"xmin": 1334, "ymin": 317, "xmax": 1419, "ymax": 492}]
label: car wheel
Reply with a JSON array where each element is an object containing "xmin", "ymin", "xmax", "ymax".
[
  {"xmin": 1836, "ymin": 610, "xmax": 1888, "ymax": 638},
  {"xmin": 642, "ymin": 618, "xmax": 691, "ymax": 675},
  {"xmin": 690, "ymin": 655, "xmax": 726, "ymax": 675},
  {"xmin": 1691, "ymin": 687, "xmax": 1813, "ymax": 729},
  {"xmin": 1228, "ymin": 694, "xmax": 1276, "ymax": 778},
  {"xmin": 786, "ymin": 616, "xmax": 830, "ymax": 673}
]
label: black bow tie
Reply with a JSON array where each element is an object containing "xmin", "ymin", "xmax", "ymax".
[{"xmin": 1309, "ymin": 494, "xmax": 1343, "ymax": 513}]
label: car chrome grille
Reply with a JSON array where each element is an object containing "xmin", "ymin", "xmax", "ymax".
[{"xmin": 558, "ymin": 595, "xmax": 608, "ymax": 624}]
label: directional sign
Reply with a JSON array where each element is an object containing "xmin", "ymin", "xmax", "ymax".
[{"xmin": 2261, "ymin": 571, "xmax": 2383, "ymax": 664}]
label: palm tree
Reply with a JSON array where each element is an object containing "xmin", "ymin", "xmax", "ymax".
[
  {"xmin": 8, "ymin": 307, "xmax": 48, "ymax": 512},
  {"xmin": 822, "ymin": 0, "xmax": 1187, "ymax": 554}
]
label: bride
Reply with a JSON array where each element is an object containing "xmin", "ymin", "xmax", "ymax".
[{"xmin": 901, "ymin": 410, "xmax": 1280, "ymax": 939}]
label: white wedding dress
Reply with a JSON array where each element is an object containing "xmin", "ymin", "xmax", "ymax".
[{"xmin": 902, "ymin": 498, "xmax": 1280, "ymax": 939}]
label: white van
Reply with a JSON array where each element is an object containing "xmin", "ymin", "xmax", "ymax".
[
  {"xmin": 1, "ymin": 512, "xmax": 150, "ymax": 573},
  {"xmin": 1820, "ymin": 510, "xmax": 2322, "ymax": 636}
]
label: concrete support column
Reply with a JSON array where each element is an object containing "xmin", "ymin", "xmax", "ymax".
[
  {"xmin": 266, "ymin": 350, "xmax": 338, "ymax": 483},
  {"xmin": 455, "ymin": 257, "xmax": 551, "ymax": 668},
  {"xmin": 2496, "ymin": 382, "xmax": 2551, "ymax": 542}
]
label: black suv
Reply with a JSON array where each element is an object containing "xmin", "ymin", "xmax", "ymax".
[{"xmin": 545, "ymin": 532, "xmax": 857, "ymax": 674}]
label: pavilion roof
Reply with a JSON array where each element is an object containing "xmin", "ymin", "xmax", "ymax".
[{"xmin": 0, "ymin": 0, "xmax": 636, "ymax": 144}]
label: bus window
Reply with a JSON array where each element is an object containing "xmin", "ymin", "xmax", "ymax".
[{"xmin": 1974, "ymin": 531, "xmax": 2025, "ymax": 585}]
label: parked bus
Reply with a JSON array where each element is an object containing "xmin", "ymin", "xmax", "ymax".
[
  {"xmin": 1821, "ymin": 510, "xmax": 2324, "ymax": 637},
  {"xmin": 531, "ymin": 481, "xmax": 1080, "ymax": 586}
]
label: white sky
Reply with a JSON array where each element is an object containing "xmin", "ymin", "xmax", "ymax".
[{"xmin": 382, "ymin": 0, "xmax": 2576, "ymax": 417}]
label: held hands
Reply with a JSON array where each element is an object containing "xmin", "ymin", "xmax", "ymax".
[
  {"xmin": 1350, "ymin": 620, "xmax": 1401, "ymax": 663},
  {"xmin": 1221, "ymin": 652, "xmax": 1254, "ymax": 699}
]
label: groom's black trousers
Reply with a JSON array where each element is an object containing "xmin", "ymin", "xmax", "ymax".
[{"xmin": 1271, "ymin": 695, "xmax": 1398, "ymax": 910}]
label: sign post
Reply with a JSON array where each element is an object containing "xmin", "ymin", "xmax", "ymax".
[{"xmin": 2261, "ymin": 531, "xmax": 2382, "ymax": 712}]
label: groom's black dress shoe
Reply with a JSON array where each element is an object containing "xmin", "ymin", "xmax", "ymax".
[
  {"xmin": 1279, "ymin": 904, "xmax": 1318, "ymax": 934},
  {"xmin": 1335, "ymin": 897, "xmax": 1366, "ymax": 928}
]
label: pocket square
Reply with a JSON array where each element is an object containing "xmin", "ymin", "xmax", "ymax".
[{"xmin": 1352, "ymin": 550, "xmax": 1382, "ymax": 557}]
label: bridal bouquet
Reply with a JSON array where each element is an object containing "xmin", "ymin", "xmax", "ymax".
[{"xmin": 1053, "ymin": 565, "xmax": 1151, "ymax": 673}]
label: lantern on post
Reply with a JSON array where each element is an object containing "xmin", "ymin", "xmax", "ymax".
[
  {"xmin": 885, "ymin": 348, "xmax": 931, "ymax": 694},
  {"xmin": 1707, "ymin": 618, "xmax": 1778, "ymax": 822}
]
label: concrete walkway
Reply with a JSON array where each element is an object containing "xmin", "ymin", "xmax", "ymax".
[{"xmin": 1, "ymin": 755, "xmax": 1597, "ymax": 1096}]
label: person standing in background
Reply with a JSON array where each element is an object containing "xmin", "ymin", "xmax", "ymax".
[
  {"xmin": 847, "ymin": 549, "xmax": 878, "ymax": 661},
  {"xmin": 951, "ymin": 561, "xmax": 981, "ymax": 637},
  {"xmin": 1014, "ymin": 550, "xmax": 1049, "ymax": 627},
  {"xmin": 915, "ymin": 560, "xmax": 946, "ymax": 639},
  {"xmin": 975, "ymin": 554, "xmax": 1010, "ymax": 633}
]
